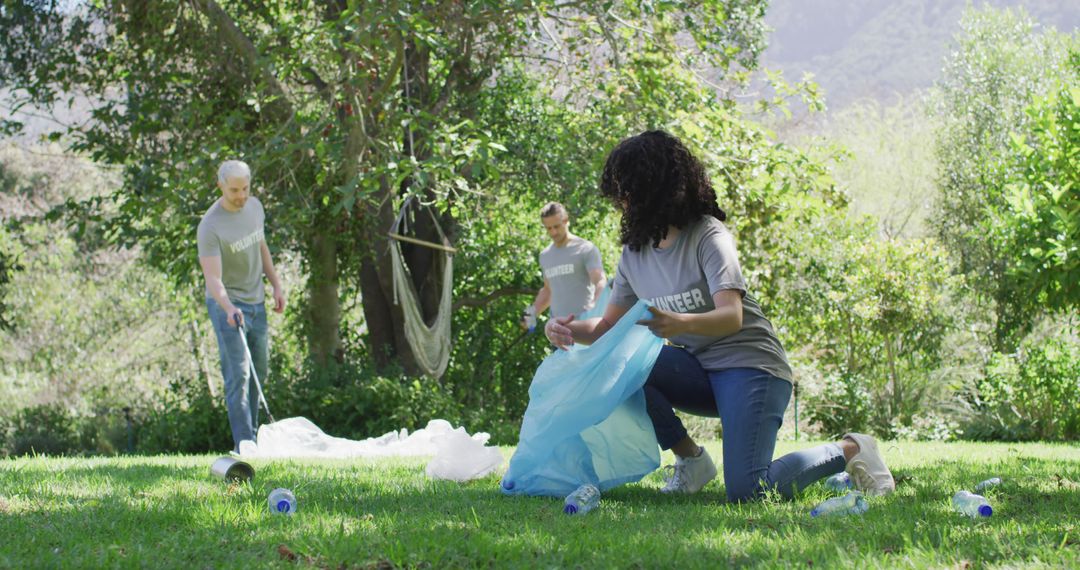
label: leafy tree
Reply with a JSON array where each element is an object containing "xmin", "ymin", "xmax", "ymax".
[
  {"xmin": 0, "ymin": 0, "xmax": 776, "ymax": 377},
  {"xmin": 965, "ymin": 335, "xmax": 1080, "ymax": 441},
  {"xmin": 778, "ymin": 215, "xmax": 960, "ymax": 438},
  {"xmin": 0, "ymin": 144, "xmax": 204, "ymax": 423},
  {"xmin": 998, "ymin": 66, "xmax": 1080, "ymax": 313},
  {"xmin": 931, "ymin": 6, "xmax": 1075, "ymax": 351}
]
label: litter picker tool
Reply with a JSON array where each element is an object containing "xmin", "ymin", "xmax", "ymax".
[{"xmin": 237, "ymin": 319, "xmax": 276, "ymax": 424}]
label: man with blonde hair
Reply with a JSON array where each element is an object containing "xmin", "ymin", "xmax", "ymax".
[
  {"xmin": 197, "ymin": 160, "xmax": 285, "ymax": 452},
  {"xmin": 521, "ymin": 202, "xmax": 606, "ymax": 331}
]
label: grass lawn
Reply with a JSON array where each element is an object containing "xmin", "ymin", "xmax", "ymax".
[{"xmin": 1, "ymin": 440, "xmax": 1078, "ymax": 568}]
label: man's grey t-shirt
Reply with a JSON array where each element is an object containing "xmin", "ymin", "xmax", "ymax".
[
  {"xmin": 540, "ymin": 236, "xmax": 604, "ymax": 318},
  {"xmin": 197, "ymin": 196, "xmax": 266, "ymax": 304},
  {"xmin": 611, "ymin": 216, "xmax": 792, "ymax": 381}
]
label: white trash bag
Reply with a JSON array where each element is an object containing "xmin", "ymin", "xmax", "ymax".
[
  {"xmin": 238, "ymin": 417, "xmax": 503, "ymax": 482},
  {"xmin": 425, "ymin": 427, "xmax": 504, "ymax": 482}
]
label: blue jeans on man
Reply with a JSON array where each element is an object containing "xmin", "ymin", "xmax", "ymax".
[
  {"xmin": 643, "ymin": 345, "xmax": 846, "ymax": 502},
  {"xmin": 206, "ymin": 299, "xmax": 269, "ymax": 451}
]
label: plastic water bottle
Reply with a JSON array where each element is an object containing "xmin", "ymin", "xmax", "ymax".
[
  {"xmin": 974, "ymin": 477, "xmax": 1002, "ymax": 492},
  {"xmin": 522, "ymin": 306, "xmax": 537, "ymax": 333},
  {"xmin": 563, "ymin": 484, "xmax": 600, "ymax": 515},
  {"xmin": 268, "ymin": 488, "xmax": 297, "ymax": 515},
  {"xmin": 824, "ymin": 472, "xmax": 853, "ymax": 492},
  {"xmin": 810, "ymin": 491, "xmax": 868, "ymax": 517},
  {"xmin": 952, "ymin": 491, "xmax": 992, "ymax": 518}
]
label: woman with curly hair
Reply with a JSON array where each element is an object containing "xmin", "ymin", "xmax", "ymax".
[{"xmin": 545, "ymin": 130, "xmax": 896, "ymax": 502}]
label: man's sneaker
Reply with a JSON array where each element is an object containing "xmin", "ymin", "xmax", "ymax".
[
  {"xmin": 843, "ymin": 433, "xmax": 895, "ymax": 496},
  {"xmin": 661, "ymin": 447, "xmax": 718, "ymax": 494}
]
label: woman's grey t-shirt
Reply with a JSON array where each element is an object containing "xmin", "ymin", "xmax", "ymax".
[
  {"xmin": 197, "ymin": 196, "xmax": 266, "ymax": 304},
  {"xmin": 540, "ymin": 236, "xmax": 604, "ymax": 318},
  {"xmin": 611, "ymin": 216, "xmax": 792, "ymax": 381}
]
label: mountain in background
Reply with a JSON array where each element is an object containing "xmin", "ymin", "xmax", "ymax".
[{"xmin": 761, "ymin": 0, "xmax": 1079, "ymax": 109}]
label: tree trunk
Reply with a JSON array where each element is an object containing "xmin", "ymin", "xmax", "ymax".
[
  {"xmin": 356, "ymin": 172, "xmax": 400, "ymax": 368},
  {"xmin": 308, "ymin": 223, "xmax": 341, "ymax": 364},
  {"xmin": 356, "ymin": 176, "xmax": 448, "ymax": 376}
]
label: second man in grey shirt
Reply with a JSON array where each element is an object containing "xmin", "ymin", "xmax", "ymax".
[{"xmin": 522, "ymin": 202, "xmax": 606, "ymax": 330}]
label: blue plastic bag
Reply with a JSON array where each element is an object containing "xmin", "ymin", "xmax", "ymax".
[
  {"xmin": 501, "ymin": 300, "xmax": 664, "ymax": 497},
  {"xmin": 578, "ymin": 282, "xmax": 611, "ymax": 321}
]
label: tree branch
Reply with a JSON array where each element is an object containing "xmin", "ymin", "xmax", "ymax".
[
  {"xmin": 452, "ymin": 286, "xmax": 535, "ymax": 311},
  {"xmin": 190, "ymin": 0, "xmax": 295, "ymax": 123},
  {"xmin": 300, "ymin": 65, "xmax": 333, "ymax": 105}
]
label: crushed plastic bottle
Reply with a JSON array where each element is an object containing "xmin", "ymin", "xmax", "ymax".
[
  {"xmin": 563, "ymin": 484, "xmax": 601, "ymax": 515},
  {"xmin": 824, "ymin": 472, "xmax": 853, "ymax": 492},
  {"xmin": 952, "ymin": 491, "xmax": 992, "ymax": 518},
  {"xmin": 268, "ymin": 488, "xmax": 297, "ymax": 515},
  {"xmin": 810, "ymin": 491, "xmax": 868, "ymax": 517},
  {"xmin": 974, "ymin": 477, "xmax": 1002, "ymax": 493}
]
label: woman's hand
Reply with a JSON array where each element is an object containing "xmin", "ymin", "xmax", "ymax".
[
  {"xmin": 636, "ymin": 306, "xmax": 689, "ymax": 338},
  {"xmin": 545, "ymin": 314, "xmax": 576, "ymax": 350}
]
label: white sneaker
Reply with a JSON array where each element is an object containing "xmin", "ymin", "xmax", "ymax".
[
  {"xmin": 661, "ymin": 447, "xmax": 718, "ymax": 494},
  {"xmin": 843, "ymin": 433, "xmax": 895, "ymax": 496}
]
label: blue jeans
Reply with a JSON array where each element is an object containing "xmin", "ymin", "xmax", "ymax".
[
  {"xmin": 643, "ymin": 346, "xmax": 845, "ymax": 502},
  {"xmin": 206, "ymin": 299, "xmax": 269, "ymax": 450}
]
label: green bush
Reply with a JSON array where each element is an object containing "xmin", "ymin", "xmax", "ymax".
[
  {"xmin": 80, "ymin": 409, "xmax": 134, "ymax": 455},
  {"xmin": 962, "ymin": 336, "xmax": 1080, "ymax": 441},
  {"xmin": 805, "ymin": 373, "xmax": 873, "ymax": 439},
  {"xmin": 133, "ymin": 352, "xmax": 499, "ymax": 454},
  {"xmin": 5, "ymin": 404, "xmax": 82, "ymax": 456},
  {"xmin": 281, "ymin": 355, "xmax": 530, "ymax": 445},
  {"xmin": 776, "ymin": 214, "xmax": 960, "ymax": 439},
  {"xmin": 890, "ymin": 412, "xmax": 959, "ymax": 442},
  {"xmin": 277, "ymin": 358, "xmax": 466, "ymax": 442},
  {"xmin": 137, "ymin": 375, "xmax": 232, "ymax": 455},
  {"xmin": 0, "ymin": 402, "xmax": 135, "ymax": 458}
]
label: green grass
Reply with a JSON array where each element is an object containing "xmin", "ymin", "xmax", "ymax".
[{"xmin": 1, "ymin": 441, "xmax": 1078, "ymax": 568}]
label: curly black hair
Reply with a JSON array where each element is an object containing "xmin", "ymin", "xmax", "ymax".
[{"xmin": 600, "ymin": 130, "xmax": 726, "ymax": 251}]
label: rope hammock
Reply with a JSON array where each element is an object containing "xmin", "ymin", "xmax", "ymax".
[
  {"xmin": 387, "ymin": 39, "xmax": 457, "ymax": 378},
  {"xmin": 389, "ymin": 198, "xmax": 455, "ymax": 378}
]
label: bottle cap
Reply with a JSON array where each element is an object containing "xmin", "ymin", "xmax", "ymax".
[
  {"xmin": 563, "ymin": 504, "xmax": 578, "ymax": 515},
  {"xmin": 978, "ymin": 504, "xmax": 992, "ymax": 517},
  {"xmin": 276, "ymin": 500, "xmax": 292, "ymax": 513}
]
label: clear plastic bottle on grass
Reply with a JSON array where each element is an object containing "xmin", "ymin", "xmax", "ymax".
[
  {"xmin": 563, "ymin": 484, "xmax": 600, "ymax": 515},
  {"xmin": 952, "ymin": 491, "xmax": 992, "ymax": 518},
  {"xmin": 974, "ymin": 477, "xmax": 1002, "ymax": 492},
  {"xmin": 810, "ymin": 491, "xmax": 868, "ymax": 517},
  {"xmin": 824, "ymin": 472, "xmax": 853, "ymax": 492},
  {"xmin": 268, "ymin": 488, "xmax": 297, "ymax": 515}
]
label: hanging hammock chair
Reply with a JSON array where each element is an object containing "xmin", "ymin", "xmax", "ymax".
[{"xmin": 388, "ymin": 198, "xmax": 456, "ymax": 378}]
